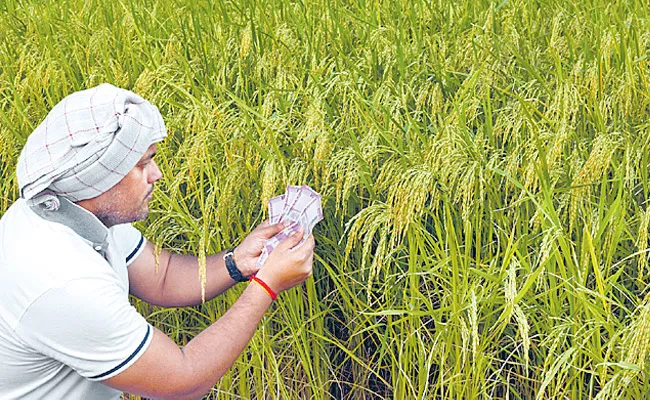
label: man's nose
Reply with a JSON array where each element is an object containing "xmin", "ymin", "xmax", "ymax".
[{"xmin": 149, "ymin": 160, "xmax": 163, "ymax": 183}]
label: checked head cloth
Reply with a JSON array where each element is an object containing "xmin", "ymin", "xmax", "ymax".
[{"xmin": 16, "ymin": 83, "xmax": 167, "ymax": 210}]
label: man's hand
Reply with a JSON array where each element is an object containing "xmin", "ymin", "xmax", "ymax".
[
  {"xmin": 233, "ymin": 220, "xmax": 288, "ymax": 277},
  {"xmin": 255, "ymin": 227, "xmax": 315, "ymax": 294}
]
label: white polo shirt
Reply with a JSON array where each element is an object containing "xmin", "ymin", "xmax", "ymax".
[{"xmin": 0, "ymin": 198, "xmax": 151, "ymax": 399}]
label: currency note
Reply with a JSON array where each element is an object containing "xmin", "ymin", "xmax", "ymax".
[
  {"xmin": 268, "ymin": 194, "xmax": 285, "ymax": 224},
  {"xmin": 258, "ymin": 184, "xmax": 323, "ymax": 267}
]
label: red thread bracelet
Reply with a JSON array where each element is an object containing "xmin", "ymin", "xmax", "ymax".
[{"xmin": 250, "ymin": 276, "xmax": 277, "ymax": 301}]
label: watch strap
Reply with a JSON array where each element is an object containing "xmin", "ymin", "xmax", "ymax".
[{"xmin": 224, "ymin": 248, "xmax": 247, "ymax": 282}]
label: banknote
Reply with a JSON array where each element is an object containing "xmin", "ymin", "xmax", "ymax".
[
  {"xmin": 268, "ymin": 194, "xmax": 285, "ymax": 224},
  {"xmin": 258, "ymin": 185, "xmax": 323, "ymax": 267}
]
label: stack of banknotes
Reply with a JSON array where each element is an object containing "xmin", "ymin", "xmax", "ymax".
[{"xmin": 257, "ymin": 185, "xmax": 323, "ymax": 267}]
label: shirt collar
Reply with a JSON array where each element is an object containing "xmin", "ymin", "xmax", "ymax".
[{"xmin": 30, "ymin": 197, "xmax": 109, "ymax": 256}]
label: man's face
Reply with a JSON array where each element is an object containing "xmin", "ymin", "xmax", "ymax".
[{"xmin": 82, "ymin": 144, "xmax": 162, "ymax": 227}]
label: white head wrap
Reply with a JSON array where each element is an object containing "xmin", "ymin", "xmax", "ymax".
[{"xmin": 16, "ymin": 83, "xmax": 167, "ymax": 210}]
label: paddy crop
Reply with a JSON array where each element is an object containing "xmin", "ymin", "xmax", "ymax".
[{"xmin": 2, "ymin": 0, "xmax": 650, "ymax": 398}]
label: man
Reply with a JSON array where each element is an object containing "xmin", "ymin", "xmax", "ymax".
[{"xmin": 0, "ymin": 83, "xmax": 315, "ymax": 399}]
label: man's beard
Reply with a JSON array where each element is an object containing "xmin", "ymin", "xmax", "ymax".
[{"xmin": 95, "ymin": 205, "xmax": 149, "ymax": 228}]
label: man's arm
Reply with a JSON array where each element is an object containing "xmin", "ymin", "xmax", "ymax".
[
  {"xmin": 104, "ymin": 230, "xmax": 315, "ymax": 399},
  {"xmin": 128, "ymin": 221, "xmax": 287, "ymax": 307}
]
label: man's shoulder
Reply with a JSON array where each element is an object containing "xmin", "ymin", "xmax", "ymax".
[
  {"xmin": 0, "ymin": 199, "xmax": 90, "ymax": 261},
  {"xmin": 1, "ymin": 198, "xmax": 71, "ymax": 234},
  {"xmin": 0, "ymin": 199, "xmax": 120, "ymax": 328}
]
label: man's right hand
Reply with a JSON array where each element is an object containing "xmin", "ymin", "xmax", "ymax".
[{"xmin": 255, "ymin": 227, "xmax": 315, "ymax": 295}]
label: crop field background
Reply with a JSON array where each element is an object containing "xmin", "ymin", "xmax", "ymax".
[{"xmin": 2, "ymin": 0, "xmax": 650, "ymax": 398}]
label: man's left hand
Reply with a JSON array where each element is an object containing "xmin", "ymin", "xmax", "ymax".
[{"xmin": 233, "ymin": 221, "xmax": 288, "ymax": 278}]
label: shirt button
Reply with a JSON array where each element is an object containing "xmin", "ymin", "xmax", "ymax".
[{"xmin": 94, "ymin": 245, "xmax": 102, "ymax": 251}]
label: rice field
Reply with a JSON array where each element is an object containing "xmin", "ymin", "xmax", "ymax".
[{"xmin": 2, "ymin": 0, "xmax": 650, "ymax": 398}]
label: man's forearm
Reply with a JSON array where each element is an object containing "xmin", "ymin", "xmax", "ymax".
[
  {"xmin": 159, "ymin": 251, "xmax": 238, "ymax": 307},
  {"xmin": 129, "ymin": 242, "xmax": 240, "ymax": 308},
  {"xmin": 130, "ymin": 222, "xmax": 287, "ymax": 307},
  {"xmin": 178, "ymin": 281, "xmax": 273, "ymax": 398},
  {"xmin": 105, "ymin": 282, "xmax": 274, "ymax": 399}
]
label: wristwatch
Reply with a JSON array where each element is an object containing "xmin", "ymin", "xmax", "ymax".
[{"xmin": 223, "ymin": 248, "xmax": 248, "ymax": 282}]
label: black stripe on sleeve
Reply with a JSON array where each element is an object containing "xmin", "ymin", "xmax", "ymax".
[
  {"xmin": 89, "ymin": 324, "xmax": 151, "ymax": 380},
  {"xmin": 126, "ymin": 234, "xmax": 145, "ymax": 264}
]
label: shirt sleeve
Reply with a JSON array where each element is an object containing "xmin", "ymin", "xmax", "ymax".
[
  {"xmin": 111, "ymin": 223, "xmax": 147, "ymax": 266},
  {"xmin": 14, "ymin": 278, "xmax": 153, "ymax": 381}
]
